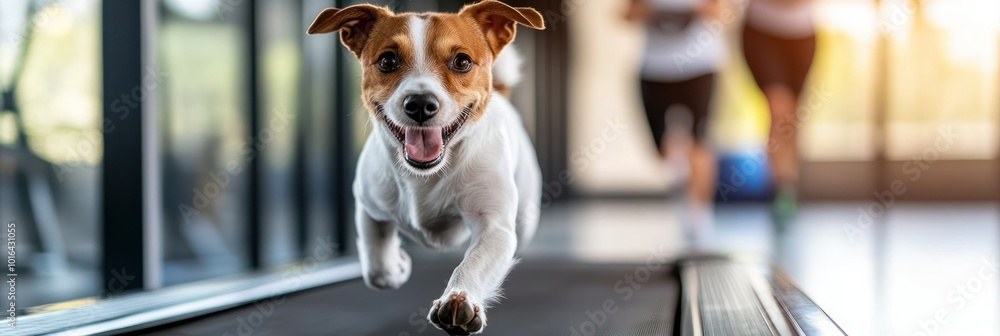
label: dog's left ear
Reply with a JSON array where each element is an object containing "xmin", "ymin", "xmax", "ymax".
[{"xmin": 460, "ymin": 0, "xmax": 545, "ymax": 56}]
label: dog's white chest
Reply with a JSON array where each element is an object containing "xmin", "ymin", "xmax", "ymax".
[
  {"xmin": 398, "ymin": 186, "xmax": 457, "ymax": 227},
  {"xmin": 388, "ymin": 178, "xmax": 471, "ymax": 249}
]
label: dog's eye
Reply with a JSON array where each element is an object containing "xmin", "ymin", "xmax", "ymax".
[
  {"xmin": 377, "ymin": 51, "xmax": 401, "ymax": 73},
  {"xmin": 450, "ymin": 53, "xmax": 474, "ymax": 73}
]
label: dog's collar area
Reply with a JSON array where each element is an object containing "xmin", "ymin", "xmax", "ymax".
[{"xmin": 374, "ymin": 102, "xmax": 474, "ymax": 170}]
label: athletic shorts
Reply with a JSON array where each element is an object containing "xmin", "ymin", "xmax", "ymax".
[
  {"xmin": 741, "ymin": 22, "xmax": 816, "ymax": 98},
  {"xmin": 640, "ymin": 73, "xmax": 716, "ymax": 152}
]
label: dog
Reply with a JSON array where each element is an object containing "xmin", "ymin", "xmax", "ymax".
[{"xmin": 307, "ymin": 1, "xmax": 544, "ymax": 334}]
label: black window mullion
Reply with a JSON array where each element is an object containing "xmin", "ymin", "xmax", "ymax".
[
  {"xmin": 295, "ymin": 0, "xmax": 310, "ymax": 259},
  {"xmin": 246, "ymin": 0, "xmax": 262, "ymax": 269},
  {"xmin": 101, "ymin": 0, "xmax": 145, "ymax": 293},
  {"xmin": 332, "ymin": 0, "xmax": 354, "ymax": 256}
]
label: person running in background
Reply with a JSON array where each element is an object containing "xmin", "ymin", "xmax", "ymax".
[
  {"xmin": 740, "ymin": 0, "xmax": 816, "ymax": 225},
  {"xmin": 625, "ymin": 0, "xmax": 725, "ymax": 250}
]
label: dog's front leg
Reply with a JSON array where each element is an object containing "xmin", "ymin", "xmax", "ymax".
[
  {"xmin": 357, "ymin": 205, "xmax": 411, "ymax": 290},
  {"xmin": 428, "ymin": 212, "xmax": 518, "ymax": 335}
]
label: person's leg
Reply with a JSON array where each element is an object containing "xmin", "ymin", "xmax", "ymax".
[
  {"xmin": 787, "ymin": 33, "xmax": 818, "ymax": 101},
  {"xmin": 681, "ymin": 73, "xmax": 718, "ymax": 249},
  {"xmin": 642, "ymin": 80, "xmax": 690, "ymax": 188},
  {"xmin": 769, "ymin": 33, "xmax": 817, "ymax": 226},
  {"xmin": 763, "ymin": 84, "xmax": 800, "ymax": 227},
  {"xmin": 742, "ymin": 22, "xmax": 815, "ymax": 227},
  {"xmin": 686, "ymin": 74, "xmax": 717, "ymax": 202},
  {"xmin": 642, "ymin": 79, "xmax": 704, "ymax": 248},
  {"xmin": 640, "ymin": 80, "xmax": 671, "ymax": 158},
  {"xmin": 685, "ymin": 141, "xmax": 716, "ymax": 247},
  {"xmin": 689, "ymin": 144, "xmax": 716, "ymax": 200},
  {"xmin": 662, "ymin": 107, "xmax": 694, "ymax": 187},
  {"xmin": 688, "ymin": 143, "xmax": 715, "ymax": 203},
  {"xmin": 764, "ymin": 84, "xmax": 800, "ymax": 189}
]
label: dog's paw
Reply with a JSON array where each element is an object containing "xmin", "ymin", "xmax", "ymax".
[
  {"xmin": 428, "ymin": 290, "xmax": 485, "ymax": 335},
  {"xmin": 362, "ymin": 249, "xmax": 411, "ymax": 290}
]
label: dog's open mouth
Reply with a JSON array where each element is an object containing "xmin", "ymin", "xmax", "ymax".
[{"xmin": 376, "ymin": 103, "xmax": 473, "ymax": 169}]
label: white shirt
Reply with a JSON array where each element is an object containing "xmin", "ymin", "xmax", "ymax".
[
  {"xmin": 640, "ymin": 0, "xmax": 727, "ymax": 81},
  {"xmin": 745, "ymin": 0, "xmax": 816, "ymax": 38}
]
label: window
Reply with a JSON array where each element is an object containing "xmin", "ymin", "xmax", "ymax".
[
  {"xmin": 0, "ymin": 0, "xmax": 102, "ymax": 307},
  {"xmin": 883, "ymin": 0, "xmax": 1000, "ymax": 160},
  {"xmin": 4, "ymin": 0, "xmax": 359, "ymax": 316},
  {"xmin": 158, "ymin": 0, "xmax": 251, "ymax": 284}
]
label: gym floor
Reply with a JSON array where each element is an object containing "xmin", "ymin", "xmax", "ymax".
[
  {"xmin": 143, "ymin": 199, "xmax": 1000, "ymax": 336},
  {"xmin": 534, "ymin": 200, "xmax": 1000, "ymax": 336}
]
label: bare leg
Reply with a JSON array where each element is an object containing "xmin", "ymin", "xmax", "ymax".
[
  {"xmin": 763, "ymin": 85, "xmax": 801, "ymax": 229},
  {"xmin": 660, "ymin": 125, "xmax": 716, "ymax": 249},
  {"xmin": 661, "ymin": 128, "xmax": 693, "ymax": 189},
  {"xmin": 688, "ymin": 142, "xmax": 717, "ymax": 204},
  {"xmin": 763, "ymin": 85, "xmax": 800, "ymax": 188},
  {"xmin": 685, "ymin": 140, "xmax": 717, "ymax": 249}
]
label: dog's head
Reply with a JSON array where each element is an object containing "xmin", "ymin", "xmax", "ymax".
[{"xmin": 307, "ymin": 1, "xmax": 544, "ymax": 175}]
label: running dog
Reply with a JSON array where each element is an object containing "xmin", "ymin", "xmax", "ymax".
[{"xmin": 307, "ymin": 1, "xmax": 544, "ymax": 334}]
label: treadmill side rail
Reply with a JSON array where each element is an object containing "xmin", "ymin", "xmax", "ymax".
[
  {"xmin": 769, "ymin": 269, "xmax": 849, "ymax": 336},
  {"xmin": 678, "ymin": 257, "xmax": 847, "ymax": 336}
]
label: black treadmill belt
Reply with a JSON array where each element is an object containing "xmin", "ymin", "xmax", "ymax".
[{"xmin": 138, "ymin": 262, "xmax": 679, "ymax": 336}]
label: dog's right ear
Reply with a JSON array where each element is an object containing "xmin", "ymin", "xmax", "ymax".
[{"xmin": 307, "ymin": 5, "xmax": 393, "ymax": 57}]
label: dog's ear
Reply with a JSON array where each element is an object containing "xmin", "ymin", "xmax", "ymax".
[
  {"xmin": 307, "ymin": 5, "xmax": 393, "ymax": 57},
  {"xmin": 460, "ymin": 0, "xmax": 545, "ymax": 56}
]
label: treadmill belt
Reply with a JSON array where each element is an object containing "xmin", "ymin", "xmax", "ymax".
[{"xmin": 138, "ymin": 262, "xmax": 679, "ymax": 336}]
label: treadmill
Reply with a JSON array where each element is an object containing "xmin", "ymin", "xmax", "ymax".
[
  {"xmin": 677, "ymin": 256, "xmax": 846, "ymax": 336},
  {"xmin": 128, "ymin": 256, "xmax": 844, "ymax": 336}
]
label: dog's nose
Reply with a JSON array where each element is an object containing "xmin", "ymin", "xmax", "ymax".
[{"xmin": 403, "ymin": 94, "xmax": 439, "ymax": 123}]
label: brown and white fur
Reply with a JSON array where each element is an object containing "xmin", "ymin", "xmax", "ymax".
[{"xmin": 307, "ymin": 2, "xmax": 544, "ymax": 334}]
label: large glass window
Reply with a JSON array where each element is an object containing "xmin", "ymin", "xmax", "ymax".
[
  {"xmin": 883, "ymin": 0, "xmax": 1000, "ymax": 160},
  {"xmin": 1, "ymin": 0, "xmax": 357, "ymax": 326},
  {"xmin": 157, "ymin": 0, "xmax": 251, "ymax": 285},
  {"xmin": 799, "ymin": 0, "xmax": 879, "ymax": 161},
  {"xmin": 302, "ymin": 0, "xmax": 341, "ymax": 258},
  {"xmin": 259, "ymin": 0, "xmax": 304, "ymax": 267},
  {"xmin": 0, "ymin": 0, "xmax": 102, "ymax": 307}
]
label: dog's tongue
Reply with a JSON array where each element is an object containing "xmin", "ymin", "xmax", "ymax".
[{"xmin": 404, "ymin": 127, "xmax": 443, "ymax": 162}]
